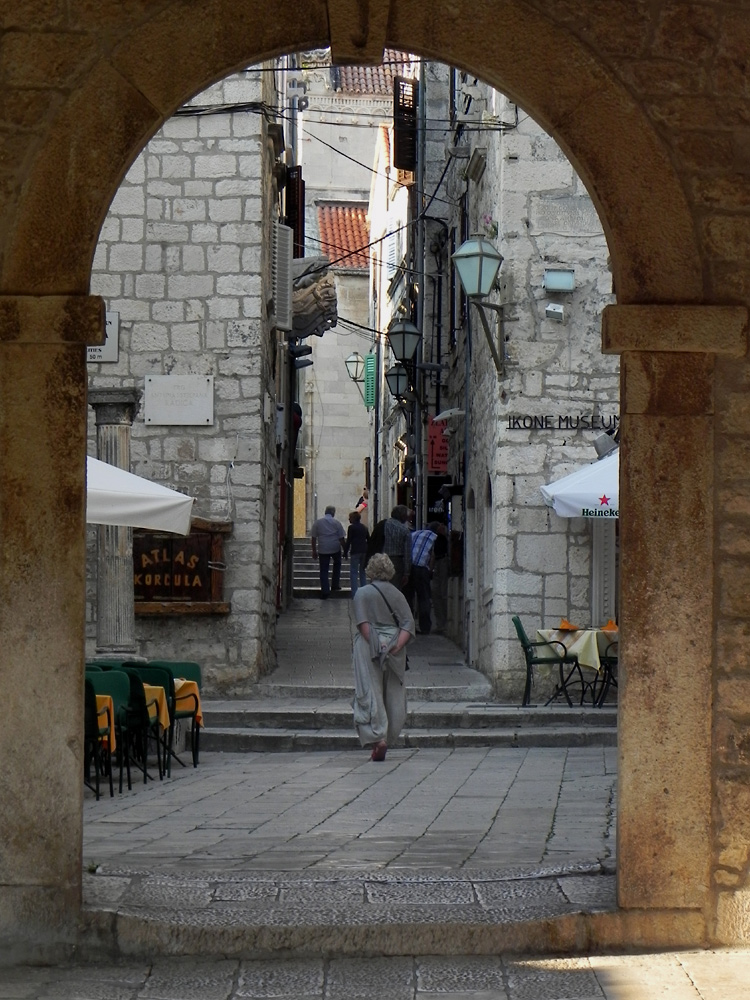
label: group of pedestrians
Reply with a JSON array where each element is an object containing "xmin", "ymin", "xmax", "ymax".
[
  {"xmin": 309, "ymin": 497, "xmax": 451, "ymax": 764},
  {"xmin": 310, "ymin": 500, "xmax": 449, "ymax": 631}
]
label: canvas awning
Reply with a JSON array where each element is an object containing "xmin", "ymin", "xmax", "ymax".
[
  {"xmin": 86, "ymin": 456, "xmax": 195, "ymax": 534},
  {"xmin": 540, "ymin": 449, "xmax": 619, "ymax": 519}
]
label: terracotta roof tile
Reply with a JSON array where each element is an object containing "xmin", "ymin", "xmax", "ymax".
[
  {"xmin": 338, "ymin": 50, "xmax": 414, "ymax": 96},
  {"xmin": 317, "ymin": 203, "xmax": 370, "ymax": 270}
]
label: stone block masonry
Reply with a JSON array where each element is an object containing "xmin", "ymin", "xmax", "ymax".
[{"xmin": 88, "ymin": 70, "xmax": 279, "ymax": 693}]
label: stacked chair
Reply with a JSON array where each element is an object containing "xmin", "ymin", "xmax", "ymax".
[
  {"xmin": 83, "ymin": 677, "xmax": 114, "ymax": 800},
  {"xmin": 85, "ymin": 667, "xmax": 131, "ymax": 792},
  {"xmin": 148, "ymin": 660, "xmax": 202, "ymax": 774},
  {"xmin": 84, "ymin": 657, "xmax": 203, "ymax": 796}
]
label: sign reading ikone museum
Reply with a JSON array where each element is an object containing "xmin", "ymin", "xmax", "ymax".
[{"xmin": 506, "ymin": 413, "xmax": 620, "ymax": 431}]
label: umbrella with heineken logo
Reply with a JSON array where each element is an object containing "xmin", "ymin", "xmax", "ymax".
[{"xmin": 540, "ymin": 449, "xmax": 619, "ymax": 518}]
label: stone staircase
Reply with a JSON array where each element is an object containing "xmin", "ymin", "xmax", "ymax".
[
  {"xmin": 292, "ymin": 537, "xmax": 351, "ymax": 599},
  {"xmin": 200, "ymin": 696, "xmax": 617, "ymax": 753}
]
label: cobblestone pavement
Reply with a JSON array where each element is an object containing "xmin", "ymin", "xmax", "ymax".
[
  {"xmin": 82, "ymin": 746, "xmax": 617, "ymax": 872},
  {"xmin": 5, "ymin": 950, "xmax": 750, "ymax": 998},
  {"xmin": 5, "ymin": 600, "xmax": 749, "ymax": 995}
]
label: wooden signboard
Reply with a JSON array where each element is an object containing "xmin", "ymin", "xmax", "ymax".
[{"xmin": 134, "ymin": 517, "xmax": 232, "ymax": 615}]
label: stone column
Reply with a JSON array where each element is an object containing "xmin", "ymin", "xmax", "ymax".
[
  {"xmin": 88, "ymin": 387, "xmax": 141, "ymax": 655},
  {"xmin": 0, "ymin": 295, "xmax": 104, "ymax": 963},
  {"xmin": 602, "ymin": 305, "xmax": 748, "ymax": 919}
]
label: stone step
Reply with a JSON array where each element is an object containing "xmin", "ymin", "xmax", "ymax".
[
  {"xmin": 250, "ymin": 682, "xmax": 495, "ymax": 701},
  {"xmin": 202, "ymin": 701, "xmax": 617, "ymax": 731},
  {"xmin": 292, "ymin": 541, "xmax": 353, "ymax": 598},
  {"xmin": 201, "ymin": 725, "xmax": 617, "ymax": 752}
]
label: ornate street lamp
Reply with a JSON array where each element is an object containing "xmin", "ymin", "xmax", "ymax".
[
  {"xmin": 452, "ymin": 235, "xmax": 504, "ymax": 299},
  {"xmin": 385, "ymin": 363, "xmax": 410, "ymax": 399},
  {"xmin": 451, "ymin": 234, "xmax": 506, "ymax": 375},
  {"xmin": 386, "ymin": 319, "xmax": 421, "ymax": 363},
  {"xmin": 345, "ymin": 351, "xmax": 365, "ymax": 383}
]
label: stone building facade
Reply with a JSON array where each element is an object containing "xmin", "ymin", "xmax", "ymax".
[
  {"xmin": 87, "ymin": 69, "xmax": 283, "ymax": 693},
  {"xmin": 370, "ymin": 64, "xmax": 617, "ymax": 700},
  {"xmin": 291, "ymin": 53, "xmax": 406, "ymax": 530},
  {"xmin": 6, "ymin": 0, "xmax": 750, "ymax": 962},
  {"xmin": 440, "ymin": 75, "xmax": 618, "ymax": 697}
]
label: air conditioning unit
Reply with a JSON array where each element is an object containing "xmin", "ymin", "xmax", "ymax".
[{"xmin": 272, "ymin": 221, "xmax": 294, "ymax": 332}]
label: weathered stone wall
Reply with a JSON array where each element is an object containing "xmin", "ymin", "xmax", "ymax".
[
  {"xmin": 87, "ymin": 69, "xmax": 280, "ymax": 693},
  {"xmin": 439, "ymin": 81, "xmax": 617, "ymax": 696},
  {"xmin": 294, "ymin": 62, "xmax": 384, "ymax": 529},
  {"xmin": 5, "ymin": 0, "xmax": 750, "ymax": 960}
]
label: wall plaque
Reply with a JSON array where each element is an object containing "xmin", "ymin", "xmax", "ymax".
[{"xmin": 144, "ymin": 375, "xmax": 214, "ymax": 426}]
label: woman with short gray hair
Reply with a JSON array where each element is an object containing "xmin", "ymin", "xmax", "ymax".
[{"xmin": 351, "ymin": 553, "xmax": 415, "ymax": 761}]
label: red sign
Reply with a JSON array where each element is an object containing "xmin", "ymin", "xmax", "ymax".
[{"xmin": 428, "ymin": 417, "xmax": 449, "ymax": 473}]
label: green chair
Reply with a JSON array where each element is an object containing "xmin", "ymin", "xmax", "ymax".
[
  {"xmin": 148, "ymin": 660, "xmax": 202, "ymax": 771},
  {"xmin": 149, "ymin": 660, "xmax": 202, "ymax": 690},
  {"xmin": 594, "ymin": 640, "xmax": 618, "ymax": 706},
  {"xmin": 512, "ymin": 615, "xmax": 590, "ymax": 707},
  {"xmin": 84, "ymin": 678, "xmax": 114, "ymax": 800},
  {"xmin": 122, "ymin": 664, "xmax": 175, "ymax": 779},
  {"xmin": 86, "ymin": 669, "xmax": 131, "ymax": 792},
  {"xmin": 118, "ymin": 667, "xmax": 164, "ymax": 784}
]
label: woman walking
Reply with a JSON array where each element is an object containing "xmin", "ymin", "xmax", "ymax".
[{"xmin": 351, "ymin": 553, "xmax": 415, "ymax": 761}]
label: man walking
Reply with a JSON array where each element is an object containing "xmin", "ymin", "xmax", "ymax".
[
  {"xmin": 430, "ymin": 522, "xmax": 449, "ymax": 633},
  {"xmin": 367, "ymin": 504, "xmax": 412, "ymax": 590},
  {"xmin": 344, "ymin": 509, "xmax": 369, "ymax": 598},
  {"xmin": 409, "ymin": 522, "xmax": 439, "ymax": 634},
  {"xmin": 311, "ymin": 505, "xmax": 346, "ymax": 599}
]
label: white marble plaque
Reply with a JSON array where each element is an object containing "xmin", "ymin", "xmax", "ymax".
[
  {"xmin": 86, "ymin": 311, "xmax": 119, "ymax": 363},
  {"xmin": 144, "ymin": 375, "xmax": 214, "ymax": 425}
]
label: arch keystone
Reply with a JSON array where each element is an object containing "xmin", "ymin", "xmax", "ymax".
[{"xmin": 328, "ymin": 0, "xmax": 389, "ymax": 65}]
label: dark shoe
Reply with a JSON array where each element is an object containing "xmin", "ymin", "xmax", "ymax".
[
  {"xmin": 321, "ymin": 593, "xmax": 329, "ymax": 599},
  {"xmin": 370, "ymin": 741, "xmax": 387, "ymax": 762}
]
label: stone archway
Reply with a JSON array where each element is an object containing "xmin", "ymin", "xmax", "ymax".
[{"xmin": 2, "ymin": 0, "xmax": 749, "ymax": 962}]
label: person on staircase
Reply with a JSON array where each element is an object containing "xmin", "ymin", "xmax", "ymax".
[
  {"xmin": 351, "ymin": 553, "xmax": 415, "ymax": 761},
  {"xmin": 310, "ymin": 505, "xmax": 346, "ymax": 599},
  {"xmin": 366, "ymin": 504, "xmax": 412, "ymax": 591},
  {"xmin": 344, "ymin": 509, "xmax": 369, "ymax": 598}
]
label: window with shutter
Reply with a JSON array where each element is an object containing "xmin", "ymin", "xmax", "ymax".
[
  {"xmin": 285, "ymin": 166, "xmax": 305, "ymax": 258},
  {"xmin": 393, "ymin": 76, "xmax": 418, "ymax": 173}
]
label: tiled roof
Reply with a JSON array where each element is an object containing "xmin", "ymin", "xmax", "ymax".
[
  {"xmin": 377, "ymin": 124, "xmax": 391, "ymax": 164},
  {"xmin": 317, "ymin": 203, "xmax": 370, "ymax": 270},
  {"xmin": 338, "ymin": 50, "xmax": 414, "ymax": 96}
]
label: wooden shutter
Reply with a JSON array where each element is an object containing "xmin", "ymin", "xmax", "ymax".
[
  {"xmin": 285, "ymin": 166, "xmax": 305, "ymax": 258},
  {"xmin": 393, "ymin": 76, "xmax": 418, "ymax": 173}
]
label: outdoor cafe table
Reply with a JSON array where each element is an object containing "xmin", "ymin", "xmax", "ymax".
[{"xmin": 536, "ymin": 626, "xmax": 617, "ymax": 674}]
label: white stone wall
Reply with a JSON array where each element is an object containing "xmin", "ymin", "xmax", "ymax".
[
  {"xmin": 440, "ymin": 79, "xmax": 618, "ymax": 697},
  {"xmin": 87, "ymin": 69, "xmax": 281, "ymax": 694},
  {"xmin": 294, "ymin": 66, "xmax": 388, "ymax": 530}
]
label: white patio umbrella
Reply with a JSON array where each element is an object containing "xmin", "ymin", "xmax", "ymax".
[
  {"xmin": 540, "ymin": 449, "xmax": 619, "ymax": 518},
  {"xmin": 86, "ymin": 456, "xmax": 195, "ymax": 534}
]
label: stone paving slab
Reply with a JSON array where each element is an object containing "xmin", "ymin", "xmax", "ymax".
[
  {"xmin": 5, "ymin": 950, "xmax": 750, "ymax": 999},
  {"xmin": 82, "ymin": 747, "xmax": 617, "ymax": 873}
]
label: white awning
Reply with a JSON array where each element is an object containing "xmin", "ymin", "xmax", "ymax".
[
  {"xmin": 540, "ymin": 449, "xmax": 619, "ymax": 519},
  {"xmin": 86, "ymin": 457, "xmax": 195, "ymax": 535}
]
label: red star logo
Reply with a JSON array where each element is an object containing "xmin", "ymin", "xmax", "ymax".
[{"xmin": 599, "ymin": 494, "xmax": 610, "ymax": 506}]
